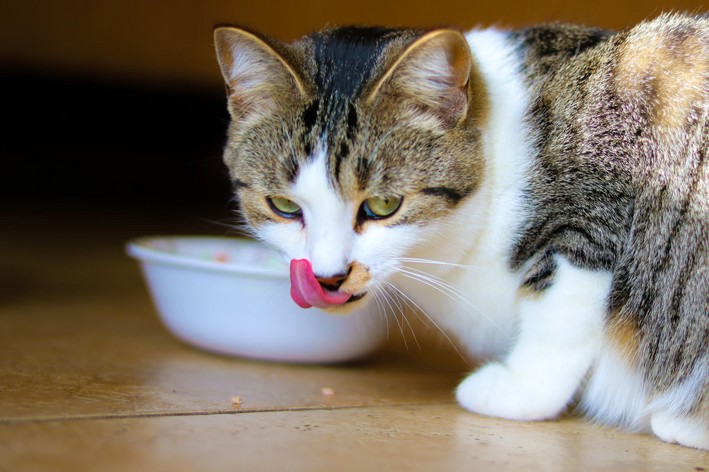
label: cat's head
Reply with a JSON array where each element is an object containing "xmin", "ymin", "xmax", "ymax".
[{"xmin": 214, "ymin": 25, "xmax": 488, "ymax": 312}]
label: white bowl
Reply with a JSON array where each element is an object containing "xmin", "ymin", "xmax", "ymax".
[{"xmin": 126, "ymin": 236, "xmax": 387, "ymax": 364}]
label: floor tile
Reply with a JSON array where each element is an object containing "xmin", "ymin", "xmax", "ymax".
[{"xmin": 2, "ymin": 404, "xmax": 705, "ymax": 472}]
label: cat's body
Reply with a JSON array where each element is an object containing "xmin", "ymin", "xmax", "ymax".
[{"xmin": 214, "ymin": 13, "xmax": 709, "ymax": 449}]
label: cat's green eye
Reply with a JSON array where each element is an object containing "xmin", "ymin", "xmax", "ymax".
[
  {"xmin": 267, "ymin": 196, "xmax": 302, "ymax": 219},
  {"xmin": 362, "ymin": 196, "xmax": 402, "ymax": 219}
]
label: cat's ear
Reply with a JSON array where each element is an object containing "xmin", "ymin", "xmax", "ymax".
[
  {"xmin": 214, "ymin": 26, "xmax": 306, "ymax": 121},
  {"xmin": 367, "ymin": 30, "xmax": 473, "ymax": 125}
]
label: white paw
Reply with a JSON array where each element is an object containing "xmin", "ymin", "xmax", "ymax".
[
  {"xmin": 455, "ymin": 363, "xmax": 568, "ymax": 421},
  {"xmin": 651, "ymin": 411, "xmax": 709, "ymax": 450}
]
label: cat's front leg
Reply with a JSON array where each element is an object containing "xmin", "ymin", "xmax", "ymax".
[{"xmin": 456, "ymin": 257, "xmax": 612, "ymax": 421}]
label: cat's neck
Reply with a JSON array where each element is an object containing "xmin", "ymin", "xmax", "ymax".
[
  {"xmin": 389, "ymin": 30, "xmax": 534, "ymax": 356},
  {"xmin": 442, "ymin": 29, "xmax": 532, "ymax": 267}
]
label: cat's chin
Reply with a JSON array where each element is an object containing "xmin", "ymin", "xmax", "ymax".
[{"xmin": 319, "ymin": 293, "xmax": 368, "ymax": 315}]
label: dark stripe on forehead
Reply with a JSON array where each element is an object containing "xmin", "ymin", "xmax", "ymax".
[
  {"xmin": 332, "ymin": 101, "xmax": 358, "ymax": 184},
  {"xmin": 311, "ymin": 26, "xmax": 406, "ymax": 101},
  {"xmin": 302, "ymin": 26, "xmax": 421, "ymax": 135},
  {"xmin": 334, "ymin": 141, "xmax": 349, "ymax": 181},
  {"xmin": 301, "ymin": 99, "xmax": 319, "ymax": 158},
  {"xmin": 421, "ymin": 186, "xmax": 470, "ymax": 204},
  {"xmin": 301, "ymin": 27, "xmax": 421, "ymax": 183},
  {"xmin": 346, "ymin": 101, "xmax": 358, "ymax": 140},
  {"xmin": 302, "ymin": 99, "xmax": 319, "ymax": 130}
]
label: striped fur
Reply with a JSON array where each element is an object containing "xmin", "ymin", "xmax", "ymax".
[
  {"xmin": 214, "ymin": 13, "xmax": 708, "ymax": 449},
  {"xmin": 513, "ymin": 15, "xmax": 709, "ymax": 432}
]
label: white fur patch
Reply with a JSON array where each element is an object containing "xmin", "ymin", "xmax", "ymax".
[
  {"xmin": 580, "ymin": 344, "xmax": 650, "ymax": 431},
  {"xmin": 651, "ymin": 410, "xmax": 709, "ymax": 450},
  {"xmin": 290, "ymin": 145, "xmax": 355, "ymax": 277},
  {"xmin": 456, "ymin": 257, "xmax": 612, "ymax": 420},
  {"xmin": 649, "ymin": 357, "xmax": 708, "ymax": 417}
]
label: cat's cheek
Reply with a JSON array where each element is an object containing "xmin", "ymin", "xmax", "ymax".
[
  {"xmin": 351, "ymin": 224, "xmax": 424, "ymax": 287},
  {"xmin": 257, "ymin": 221, "xmax": 308, "ymax": 261}
]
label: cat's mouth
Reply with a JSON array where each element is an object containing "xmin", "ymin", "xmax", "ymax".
[
  {"xmin": 289, "ymin": 259, "xmax": 366, "ymax": 310},
  {"xmin": 345, "ymin": 293, "xmax": 365, "ymax": 304}
]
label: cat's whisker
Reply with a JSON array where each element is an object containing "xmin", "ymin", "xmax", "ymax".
[
  {"xmin": 372, "ymin": 284, "xmax": 424, "ymax": 350},
  {"xmin": 382, "ymin": 282, "xmax": 430, "ymax": 350},
  {"xmin": 201, "ymin": 213, "xmax": 257, "ymax": 239},
  {"xmin": 385, "ymin": 291, "xmax": 412, "ymax": 350},
  {"xmin": 381, "ymin": 281, "xmax": 431, "ymax": 331},
  {"xmin": 394, "ymin": 266, "xmax": 511, "ymax": 341},
  {"xmin": 370, "ymin": 286, "xmax": 392, "ymax": 341},
  {"xmin": 384, "ymin": 285, "xmax": 422, "ymax": 350},
  {"xmin": 397, "ymin": 267, "xmax": 474, "ymax": 304},
  {"xmin": 374, "ymin": 285, "xmax": 410, "ymax": 349},
  {"xmin": 383, "ymin": 281, "xmax": 468, "ymax": 363},
  {"xmin": 397, "ymin": 257, "xmax": 482, "ymax": 272}
]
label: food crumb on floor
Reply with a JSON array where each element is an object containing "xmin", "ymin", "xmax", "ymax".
[
  {"xmin": 230, "ymin": 396, "xmax": 242, "ymax": 406},
  {"xmin": 320, "ymin": 387, "xmax": 335, "ymax": 396},
  {"xmin": 214, "ymin": 251, "xmax": 231, "ymax": 263}
]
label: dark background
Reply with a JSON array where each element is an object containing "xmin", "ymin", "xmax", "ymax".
[{"xmin": 2, "ymin": 0, "xmax": 706, "ymax": 228}]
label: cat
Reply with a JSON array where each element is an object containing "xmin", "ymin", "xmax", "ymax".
[{"xmin": 213, "ymin": 13, "xmax": 709, "ymax": 450}]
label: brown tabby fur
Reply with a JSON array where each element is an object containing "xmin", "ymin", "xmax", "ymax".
[{"xmin": 214, "ymin": 13, "xmax": 708, "ymax": 446}]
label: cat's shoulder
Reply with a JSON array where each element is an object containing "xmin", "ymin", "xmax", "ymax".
[
  {"xmin": 620, "ymin": 12, "xmax": 709, "ymax": 45},
  {"xmin": 510, "ymin": 13, "xmax": 709, "ymax": 74},
  {"xmin": 613, "ymin": 15, "xmax": 709, "ymax": 92},
  {"xmin": 611, "ymin": 14, "xmax": 709, "ymax": 129}
]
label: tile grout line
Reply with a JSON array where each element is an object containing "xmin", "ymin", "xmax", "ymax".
[{"xmin": 0, "ymin": 400, "xmax": 458, "ymax": 425}]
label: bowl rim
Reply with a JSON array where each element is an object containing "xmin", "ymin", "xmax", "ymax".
[{"xmin": 126, "ymin": 235, "xmax": 288, "ymax": 278}]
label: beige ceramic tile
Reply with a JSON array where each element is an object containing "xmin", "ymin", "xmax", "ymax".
[
  {"xmin": 1, "ymin": 297, "xmax": 466, "ymax": 422},
  {"xmin": 2, "ymin": 404, "xmax": 707, "ymax": 472}
]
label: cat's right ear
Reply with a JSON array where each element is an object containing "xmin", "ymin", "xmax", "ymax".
[
  {"xmin": 214, "ymin": 27, "xmax": 306, "ymax": 121},
  {"xmin": 366, "ymin": 29, "xmax": 474, "ymax": 127}
]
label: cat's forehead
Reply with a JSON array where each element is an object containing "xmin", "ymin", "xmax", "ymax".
[
  {"xmin": 300, "ymin": 26, "xmax": 422, "ymax": 100},
  {"xmin": 259, "ymin": 27, "xmax": 423, "ymax": 194},
  {"xmin": 288, "ymin": 27, "xmax": 422, "ymax": 133}
]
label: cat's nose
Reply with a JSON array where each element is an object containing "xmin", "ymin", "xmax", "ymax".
[{"xmin": 315, "ymin": 272, "xmax": 348, "ymax": 292}]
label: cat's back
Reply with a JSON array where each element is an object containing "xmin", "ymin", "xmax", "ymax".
[
  {"xmin": 517, "ymin": 14, "xmax": 709, "ymax": 131},
  {"xmin": 509, "ymin": 14, "xmax": 709, "ymax": 268},
  {"xmin": 522, "ymin": 13, "xmax": 709, "ymax": 164},
  {"xmin": 614, "ymin": 14, "xmax": 709, "ymax": 129},
  {"xmin": 608, "ymin": 14, "xmax": 709, "ymax": 226}
]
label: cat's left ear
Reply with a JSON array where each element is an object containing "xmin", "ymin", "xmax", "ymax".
[{"xmin": 366, "ymin": 30, "xmax": 473, "ymax": 126}]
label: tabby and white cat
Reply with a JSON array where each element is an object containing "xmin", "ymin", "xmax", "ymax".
[{"xmin": 213, "ymin": 13, "xmax": 708, "ymax": 449}]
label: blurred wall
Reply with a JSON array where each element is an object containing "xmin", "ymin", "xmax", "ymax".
[
  {"xmin": 2, "ymin": 0, "xmax": 707, "ymax": 88},
  {"xmin": 1, "ymin": 1, "xmax": 707, "ymax": 218}
]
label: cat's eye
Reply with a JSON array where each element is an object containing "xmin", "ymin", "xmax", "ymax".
[
  {"xmin": 362, "ymin": 196, "xmax": 402, "ymax": 219},
  {"xmin": 267, "ymin": 196, "xmax": 302, "ymax": 219}
]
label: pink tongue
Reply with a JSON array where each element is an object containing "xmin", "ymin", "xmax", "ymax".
[{"xmin": 290, "ymin": 259, "xmax": 351, "ymax": 309}]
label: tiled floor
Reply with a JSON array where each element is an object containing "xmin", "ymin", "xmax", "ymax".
[{"xmin": 1, "ymin": 205, "xmax": 707, "ymax": 471}]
